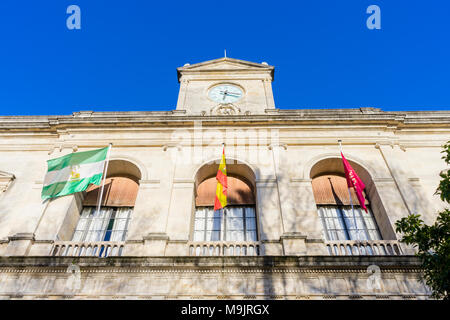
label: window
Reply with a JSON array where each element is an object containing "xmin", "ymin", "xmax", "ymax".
[
  {"xmin": 312, "ymin": 173, "xmax": 382, "ymax": 241},
  {"xmin": 73, "ymin": 175, "xmax": 139, "ymax": 242},
  {"xmin": 193, "ymin": 206, "xmax": 257, "ymax": 242},
  {"xmin": 194, "ymin": 162, "xmax": 258, "ymax": 243},
  {"xmin": 72, "ymin": 207, "xmax": 132, "ymax": 242},
  {"xmin": 318, "ymin": 205, "xmax": 381, "ymax": 241}
]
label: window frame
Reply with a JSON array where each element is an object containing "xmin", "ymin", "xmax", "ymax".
[
  {"xmin": 317, "ymin": 205, "xmax": 382, "ymax": 241},
  {"xmin": 72, "ymin": 206, "xmax": 133, "ymax": 242},
  {"xmin": 193, "ymin": 205, "xmax": 258, "ymax": 242}
]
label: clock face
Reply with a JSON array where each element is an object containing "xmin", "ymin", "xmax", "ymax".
[{"xmin": 208, "ymin": 84, "xmax": 243, "ymax": 104}]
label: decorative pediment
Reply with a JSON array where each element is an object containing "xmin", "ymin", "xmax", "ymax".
[
  {"xmin": 177, "ymin": 57, "xmax": 274, "ymax": 82},
  {"xmin": 0, "ymin": 170, "xmax": 15, "ymax": 193}
]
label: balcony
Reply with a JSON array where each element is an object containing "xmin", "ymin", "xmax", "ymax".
[
  {"xmin": 188, "ymin": 241, "xmax": 261, "ymax": 256},
  {"xmin": 325, "ymin": 240, "xmax": 402, "ymax": 256},
  {"xmin": 50, "ymin": 241, "xmax": 125, "ymax": 258}
]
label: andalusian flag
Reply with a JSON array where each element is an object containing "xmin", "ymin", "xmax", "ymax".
[
  {"xmin": 214, "ymin": 145, "xmax": 227, "ymax": 211},
  {"xmin": 41, "ymin": 146, "xmax": 109, "ymax": 200}
]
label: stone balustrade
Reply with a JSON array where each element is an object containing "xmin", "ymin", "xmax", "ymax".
[
  {"xmin": 51, "ymin": 241, "xmax": 125, "ymax": 258},
  {"xmin": 188, "ymin": 241, "xmax": 260, "ymax": 256},
  {"xmin": 325, "ymin": 240, "xmax": 403, "ymax": 256}
]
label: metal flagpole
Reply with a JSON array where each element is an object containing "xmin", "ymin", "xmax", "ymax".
[
  {"xmin": 222, "ymin": 142, "xmax": 225, "ymax": 217},
  {"xmin": 339, "ymin": 140, "xmax": 359, "ymax": 241},
  {"xmin": 95, "ymin": 144, "xmax": 112, "ymax": 216}
]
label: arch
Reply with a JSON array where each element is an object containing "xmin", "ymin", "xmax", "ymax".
[
  {"xmin": 191, "ymin": 158, "xmax": 259, "ymax": 245},
  {"xmin": 82, "ymin": 158, "xmax": 142, "ymax": 207},
  {"xmin": 83, "ymin": 176, "xmax": 139, "ymax": 207},
  {"xmin": 196, "ymin": 176, "xmax": 255, "ymax": 206},
  {"xmin": 309, "ymin": 156, "xmax": 397, "ymax": 240},
  {"xmin": 193, "ymin": 157, "xmax": 257, "ymax": 191},
  {"xmin": 304, "ymin": 153, "xmax": 379, "ymax": 181},
  {"xmin": 107, "ymin": 156, "xmax": 147, "ymax": 181}
]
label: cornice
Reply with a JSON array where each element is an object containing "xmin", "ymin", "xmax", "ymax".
[
  {"xmin": 0, "ymin": 255, "xmax": 422, "ymax": 270},
  {"xmin": 1, "ymin": 109, "xmax": 450, "ymax": 132},
  {"xmin": 0, "ymin": 267, "xmax": 424, "ymax": 274}
]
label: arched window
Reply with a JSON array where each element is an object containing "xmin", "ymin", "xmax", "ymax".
[
  {"xmin": 71, "ymin": 160, "xmax": 140, "ymax": 242},
  {"xmin": 312, "ymin": 174, "xmax": 381, "ymax": 241},
  {"xmin": 193, "ymin": 161, "xmax": 257, "ymax": 242},
  {"xmin": 309, "ymin": 157, "xmax": 392, "ymax": 242}
]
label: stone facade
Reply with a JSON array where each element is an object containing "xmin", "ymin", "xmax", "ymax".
[{"xmin": 0, "ymin": 57, "xmax": 448, "ymax": 299}]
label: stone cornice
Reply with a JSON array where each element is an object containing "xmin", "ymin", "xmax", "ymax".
[
  {"xmin": 1, "ymin": 109, "xmax": 450, "ymax": 132},
  {"xmin": 0, "ymin": 255, "xmax": 422, "ymax": 271}
]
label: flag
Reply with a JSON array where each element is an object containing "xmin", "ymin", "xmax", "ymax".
[
  {"xmin": 41, "ymin": 146, "xmax": 109, "ymax": 200},
  {"xmin": 341, "ymin": 152, "xmax": 368, "ymax": 212},
  {"xmin": 214, "ymin": 146, "xmax": 227, "ymax": 211}
]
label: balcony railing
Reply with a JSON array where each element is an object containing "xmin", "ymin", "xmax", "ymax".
[
  {"xmin": 188, "ymin": 241, "xmax": 261, "ymax": 256},
  {"xmin": 325, "ymin": 240, "xmax": 402, "ymax": 256},
  {"xmin": 51, "ymin": 241, "xmax": 125, "ymax": 258}
]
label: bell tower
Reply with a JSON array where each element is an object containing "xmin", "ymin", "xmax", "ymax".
[{"xmin": 176, "ymin": 57, "xmax": 275, "ymax": 115}]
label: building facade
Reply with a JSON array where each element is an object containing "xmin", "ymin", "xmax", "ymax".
[{"xmin": 0, "ymin": 57, "xmax": 449, "ymax": 299}]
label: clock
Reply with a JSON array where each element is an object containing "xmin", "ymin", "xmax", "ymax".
[{"xmin": 208, "ymin": 84, "xmax": 243, "ymax": 104}]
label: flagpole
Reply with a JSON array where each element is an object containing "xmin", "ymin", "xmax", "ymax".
[
  {"xmin": 95, "ymin": 144, "xmax": 112, "ymax": 216},
  {"xmin": 339, "ymin": 140, "xmax": 359, "ymax": 241},
  {"xmin": 221, "ymin": 142, "xmax": 225, "ymax": 216}
]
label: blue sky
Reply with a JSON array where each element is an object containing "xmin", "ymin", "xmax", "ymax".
[{"xmin": 0, "ymin": 0, "xmax": 449, "ymax": 115}]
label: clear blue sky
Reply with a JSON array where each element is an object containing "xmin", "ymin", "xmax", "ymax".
[{"xmin": 0, "ymin": 0, "xmax": 449, "ymax": 115}]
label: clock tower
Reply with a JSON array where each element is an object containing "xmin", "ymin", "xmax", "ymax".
[{"xmin": 176, "ymin": 57, "xmax": 275, "ymax": 115}]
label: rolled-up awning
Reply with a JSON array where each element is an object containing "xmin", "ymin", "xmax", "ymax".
[
  {"xmin": 312, "ymin": 174, "xmax": 369, "ymax": 206},
  {"xmin": 83, "ymin": 176, "xmax": 139, "ymax": 207},
  {"xmin": 196, "ymin": 176, "xmax": 255, "ymax": 206}
]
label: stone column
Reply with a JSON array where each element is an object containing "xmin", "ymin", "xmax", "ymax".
[
  {"xmin": 162, "ymin": 145, "xmax": 194, "ymax": 256},
  {"xmin": 176, "ymin": 79, "xmax": 189, "ymax": 110},
  {"xmin": 270, "ymin": 144, "xmax": 326, "ymax": 255},
  {"xmin": 255, "ymin": 178, "xmax": 283, "ymax": 255},
  {"xmin": 124, "ymin": 147, "xmax": 175, "ymax": 256},
  {"xmin": 262, "ymin": 78, "xmax": 276, "ymax": 109}
]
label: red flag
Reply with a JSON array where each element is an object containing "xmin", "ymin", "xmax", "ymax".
[{"xmin": 341, "ymin": 152, "xmax": 368, "ymax": 212}]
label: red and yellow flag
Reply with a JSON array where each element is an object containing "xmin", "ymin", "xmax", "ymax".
[{"xmin": 214, "ymin": 146, "xmax": 227, "ymax": 211}]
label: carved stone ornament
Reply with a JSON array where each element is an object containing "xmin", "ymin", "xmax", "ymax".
[{"xmin": 210, "ymin": 103, "xmax": 241, "ymax": 116}]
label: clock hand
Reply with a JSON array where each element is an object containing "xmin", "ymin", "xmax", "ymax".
[
  {"xmin": 220, "ymin": 93, "xmax": 240, "ymax": 98},
  {"xmin": 219, "ymin": 91, "xmax": 241, "ymax": 96}
]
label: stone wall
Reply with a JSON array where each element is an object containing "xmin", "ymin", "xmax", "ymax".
[{"xmin": 0, "ymin": 256, "xmax": 430, "ymax": 300}]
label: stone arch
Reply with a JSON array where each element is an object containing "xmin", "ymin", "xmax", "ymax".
[
  {"xmin": 309, "ymin": 156, "xmax": 397, "ymax": 240},
  {"xmin": 191, "ymin": 158, "xmax": 259, "ymax": 245},
  {"xmin": 304, "ymin": 152, "xmax": 379, "ymax": 181},
  {"xmin": 106, "ymin": 156, "xmax": 146, "ymax": 182},
  {"xmin": 193, "ymin": 157, "xmax": 257, "ymax": 191}
]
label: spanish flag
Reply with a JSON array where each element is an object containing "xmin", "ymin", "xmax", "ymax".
[{"xmin": 214, "ymin": 145, "xmax": 227, "ymax": 211}]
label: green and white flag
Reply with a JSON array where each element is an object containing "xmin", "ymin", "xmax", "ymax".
[{"xmin": 42, "ymin": 146, "xmax": 109, "ymax": 200}]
